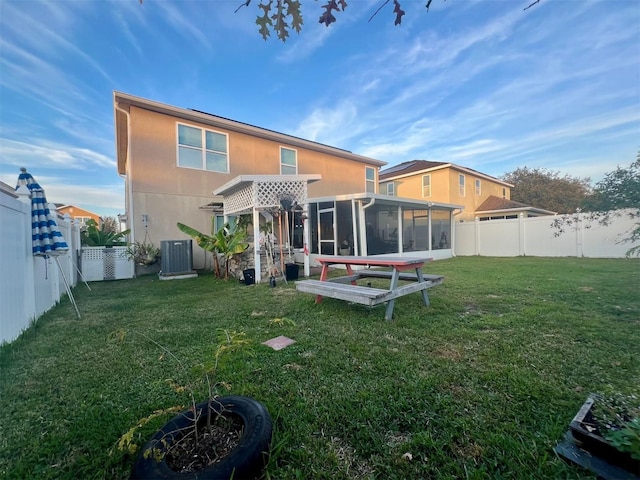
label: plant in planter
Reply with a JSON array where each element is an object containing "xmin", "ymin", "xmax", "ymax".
[
  {"xmin": 125, "ymin": 241, "xmax": 161, "ymax": 266},
  {"xmin": 114, "ymin": 329, "xmax": 272, "ymax": 480},
  {"xmin": 568, "ymin": 392, "xmax": 640, "ymax": 477}
]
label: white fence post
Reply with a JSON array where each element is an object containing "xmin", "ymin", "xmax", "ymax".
[{"xmin": 519, "ymin": 213, "xmax": 525, "ymax": 256}]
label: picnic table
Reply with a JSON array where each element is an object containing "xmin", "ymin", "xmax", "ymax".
[{"xmin": 295, "ymin": 255, "xmax": 443, "ymax": 321}]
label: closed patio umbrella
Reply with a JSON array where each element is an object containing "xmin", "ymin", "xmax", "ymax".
[{"xmin": 16, "ymin": 168, "xmax": 79, "ymax": 317}]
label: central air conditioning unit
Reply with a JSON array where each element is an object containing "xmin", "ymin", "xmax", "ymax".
[{"xmin": 159, "ymin": 240, "xmax": 197, "ymax": 280}]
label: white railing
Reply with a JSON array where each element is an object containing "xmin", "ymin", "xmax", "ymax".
[
  {"xmin": 454, "ymin": 210, "xmax": 639, "ymax": 258},
  {"xmin": 1, "ymin": 187, "xmax": 81, "ymax": 345}
]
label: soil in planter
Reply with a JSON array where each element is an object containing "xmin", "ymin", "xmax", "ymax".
[
  {"xmin": 573, "ymin": 406, "xmax": 640, "ymax": 475},
  {"xmin": 165, "ymin": 413, "xmax": 244, "ymax": 473}
]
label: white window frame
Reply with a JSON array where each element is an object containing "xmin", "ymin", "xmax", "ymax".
[
  {"xmin": 459, "ymin": 174, "xmax": 465, "ymax": 197},
  {"xmin": 177, "ymin": 123, "xmax": 229, "ymax": 173},
  {"xmin": 475, "ymin": 179, "xmax": 481, "ymax": 196},
  {"xmin": 502, "ymin": 187, "xmax": 507, "ymax": 199},
  {"xmin": 280, "ymin": 146, "xmax": 298, "ymax": 174},
  {"xmin": 386, "ymin": 182, "xmax": 395, "ymax": 196},
  {"xmin": 365, "ymin": 167, "xmax": 376, "ymax": 193},
  {"xmin": 422, "ymin": 174, "xmax": 431, "ymax": 197}
]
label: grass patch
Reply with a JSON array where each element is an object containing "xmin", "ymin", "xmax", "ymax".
[{"xmin": 1, "ymin": 257, "xmax": 638, "ymax": 479}]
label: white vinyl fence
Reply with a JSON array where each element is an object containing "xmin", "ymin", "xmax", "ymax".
[
  {"xmin": 81, "ymin": 246, "xmax": 134, "ymax": 281},
  {"xmin": 455, "ymin": 210, "xmax": 638, "ymax": 258},
  {"xmin": 1, "ymin": 187, "xmax": 81, "ymax": 345}
]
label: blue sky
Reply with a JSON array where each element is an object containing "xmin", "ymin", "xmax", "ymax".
[{"xmin": 1, "ymin": 0, "xmax": 638, "ymax": 218}]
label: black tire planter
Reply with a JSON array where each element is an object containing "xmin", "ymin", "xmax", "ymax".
[{"xmin": 131, "ymin": 396, "xmax": 272, "ymax": 480}]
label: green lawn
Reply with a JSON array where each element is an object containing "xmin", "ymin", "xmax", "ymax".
[{"xmin": 1, "ymin": 257, "xmax": 638, "ymax": 479}]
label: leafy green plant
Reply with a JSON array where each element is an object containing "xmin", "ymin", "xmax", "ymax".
[
  {"xmin": 591, "ymin": 393, "xmax": 640, "ymax": 460},
  {"xmin": 81, "ymin": 219, "xmax": 130, "ymax": 246},
  {"xmin": 177, "ymin": 218, "xmax": 249, "ymax": 279},
  {"xmin": 125, "ymin": 241, "xmax": 160, "ymax": 265}
]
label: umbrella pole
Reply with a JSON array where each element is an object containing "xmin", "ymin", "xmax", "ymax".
[{"xmin": 54, "ymin": 256, "xmax": 81, "ymax": 318}]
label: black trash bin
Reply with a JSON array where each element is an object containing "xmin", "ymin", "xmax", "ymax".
[
  {"xmin": 285, "ymin": 263, "xmax": 299, "ymax": 281},
  {"xmin": 243, "ymin": 268, "xmax": 255, "ymax": 285}
]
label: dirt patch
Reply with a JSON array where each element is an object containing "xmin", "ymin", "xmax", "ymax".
[
  {"xmin": 385, "ymin": 431, "xmax": 412, "ymax": 447},
  {"xmin": 328, "ymin": 436, "xmax": 375, "ymax": 479},
  {"xmin": 433, "ymin": 346, "xmax": 463, "ymax": 361}
]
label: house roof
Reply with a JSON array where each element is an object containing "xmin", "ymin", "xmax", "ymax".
[
  {"xmin": 308, "ymin": 192, "xmax": 464, "ymax": 212},
  {"xmin": 379, "ymin": 160, "xmax": 513, "ymax": 187},
  {"xmin": 475, "ymin": 195, "xmax": 556, "ymax": 216},
  {"xmin": 113, "ymin": 91, "xmax": 387, "ymax": 175}
]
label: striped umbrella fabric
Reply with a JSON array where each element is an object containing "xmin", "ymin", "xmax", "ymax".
[{"xmin": 16, "ymin": 168, "xmax": 69, "ymax": 256}]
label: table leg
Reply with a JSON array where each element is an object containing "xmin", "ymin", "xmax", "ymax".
[
  {"xmin": 316, "ymin": 264, "xmax": 329, "ymax": 303},
  {"xmin": 416, "ymin": 268, "xmax": 430, "ymax": 306},
  {"xmin": 384, "ymin": 268, "xmax": 401, "ymax": 321}
]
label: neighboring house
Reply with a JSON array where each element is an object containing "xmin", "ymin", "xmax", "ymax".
[
  {"xmin": 114, "ymin": 92, "xmax": 462, "ymax": 280},
  {"xmin": 55, "ymin": 204, "xmax": 101, "ymax": 226},
  {"xmin": 474, "ymin": 196, "xmax": 556, "ymax": 221},
  {"xmin": 379, "ymin": 161, "xmax": 515, "ymax": 222}
]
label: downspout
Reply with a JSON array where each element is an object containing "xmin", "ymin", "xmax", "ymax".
[
  {"xmin": 350, "ymin": 199, "xmax": 358, "ymax": 255},
  {"xmin": 427, "ymin": 202, "xmax": 433, "ymax": 253},
  {"xmin": 359, "ymin": 198, "xmax": 376, "ymax": 256},
  {"xmin": 115, "ymin": 102, "xmax": 135, "ymax": 244},
  {"xmin": 451, "ymin": 208, "xmax": 464, "ymax": 257}
]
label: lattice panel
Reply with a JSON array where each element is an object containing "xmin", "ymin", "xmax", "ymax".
[
  {"xmin": 256, "ymin": 180, "xmax": 307, "ymax": 209},
  {"xmin": 223, "ymin": 180, "xmax": 308, "ymax": 215},
  {"xmin": 223, "ymin": 184, "xmax": 256, "ymax": 215},
  {"xmin": 82, "ymin": 247, "xmax": 104, "ymax": 261}
]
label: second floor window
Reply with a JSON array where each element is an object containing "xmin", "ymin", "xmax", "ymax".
[
  {"xmin": 386, "ymin": 182, "xmax": 395, "ymax": 196},
  {"xmin": 459, "ymin": 174, "xmax": 465, "ymax": 197},
  {"xmin": 178, "ymin": 124, "xmax": 228, "ymax": 173},
  {"xmin": 280, "ymin": 147, "xmax": 297, "ymax": 174},
  {"xmin": 475, "ymin": 179, "xmax": 481, "ymax": 196},
  {"xmin": 422, "ymin": 174, "xmax": 431, "ymax": 197},
  {"xmin": 365, "ymin": 167, "xmax": 376, "ymax": 193},
  {"xmin": 502, "ymin": 187, "xmax": 507, "ymax": 199}
]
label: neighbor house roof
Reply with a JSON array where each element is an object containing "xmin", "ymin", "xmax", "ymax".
[
  {"xmin": 114, "ymin": 91, "xmax": 387, "ymax": 176},
  {"xmin": 379, "ymin": 160, "xmax": 513, "ymax": 187},
  {"xmin": 475, "ymin": 195, "xmax": 556, "ymax": 216}
]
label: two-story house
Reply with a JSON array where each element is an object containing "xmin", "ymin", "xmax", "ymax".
[
  {"xmin": 379, "ymin": 161, "xmax": 555, "ymax": 222},
  {"xmin": 55, "ymin": 204, "xmax": 101, "ymax": 227},
  {"xmin": 114, "ymin": 93, "xmax": 461, "ymax": 281}
]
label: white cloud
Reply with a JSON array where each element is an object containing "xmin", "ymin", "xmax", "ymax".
[{"xmin": 0, "ymin": 139, "xmax": 114, "ymax": 170}]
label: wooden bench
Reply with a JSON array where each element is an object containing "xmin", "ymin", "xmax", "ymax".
[
  {"xmin": 294, "ymin": 279, "xmax": 392, "ymax": 306},
  {"xmin": 295, "ymin": 274, "xmax": 444, "ymax": 308}
]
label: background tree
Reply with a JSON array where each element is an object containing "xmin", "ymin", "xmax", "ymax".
[
  {"xmin": 100, "ymin": 216, "xmax": 120, "ymax": 234},
  {"xmin": 551, "ymin": 154, "xmax": 640, "ymax": 257},
  {"xmin": 501, "ymin": 167, "xmax": 592, "ymax": 214}
]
